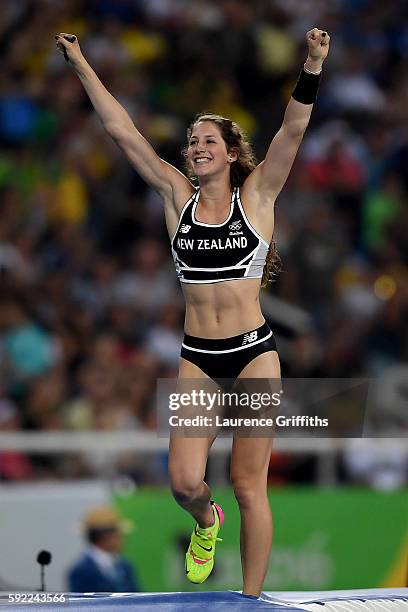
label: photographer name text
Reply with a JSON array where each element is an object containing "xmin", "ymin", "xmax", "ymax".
[{"xmin": 169, "ymin": 415, "xmax": 329, "ymax": 428}]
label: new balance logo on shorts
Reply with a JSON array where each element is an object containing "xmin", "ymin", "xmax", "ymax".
[
  {"xmin": 242, "ymin": 331, "xmax": 258, "ymax": 345},
  {"xmin": 180, "ymin": 224, "xmax": 191, "ymax": 234}
]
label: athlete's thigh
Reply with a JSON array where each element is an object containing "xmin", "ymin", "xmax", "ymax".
[
  {"xmin": 230, "ymin": 351, "xmax": 280, "ymax": 481},
  {"xmin": 238, "ymin": 350, "xmax": 281, "ymax": 379},
  {"xmin": 168, "ymin": 357, "xmax": 218, "ymax": 482}
]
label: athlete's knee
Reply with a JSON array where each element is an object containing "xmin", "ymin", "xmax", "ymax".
[
  {"xmin": 170, "ymin": 472, "xmax": 204, "ymax": 505},
  {"xmin": 231, "ymin": 476, "xmax": 266, "ymax": 508}
]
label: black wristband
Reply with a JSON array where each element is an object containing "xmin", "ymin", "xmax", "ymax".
[{"xmin": 292, "ymin": 69, "xmax": 321, "ymax": 105}]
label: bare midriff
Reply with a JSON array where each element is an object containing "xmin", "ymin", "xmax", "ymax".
[{"xmin": 181, "ymin": 278, "xmax": 264, "ymax": 338}]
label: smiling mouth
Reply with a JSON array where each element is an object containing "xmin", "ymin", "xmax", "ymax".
[{"xmin": 194, "ymin": 157, "xmax": 212, "ymax": 164}]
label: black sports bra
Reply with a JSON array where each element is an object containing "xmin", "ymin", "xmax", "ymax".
[{"xmin": 171, "ymin": 187, "xmax": 269, "ymax": 284}]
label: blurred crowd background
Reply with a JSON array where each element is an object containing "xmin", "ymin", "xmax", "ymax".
[{"xmin": 0, "ymin": 0, "xmax": 407, "ymax": 485}]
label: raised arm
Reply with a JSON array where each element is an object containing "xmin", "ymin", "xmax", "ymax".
[
  {"xmin": 54, "ymin": 33, "xmax": 190, "ymax": 204},
  {"xmin": 251, "ymin": 28, "xmax": 330, "ymax": 200}
]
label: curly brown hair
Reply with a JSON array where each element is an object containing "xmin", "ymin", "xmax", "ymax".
[{"xmin": 183, "ymin": 113, "xmax": 281, "ymax": 287}]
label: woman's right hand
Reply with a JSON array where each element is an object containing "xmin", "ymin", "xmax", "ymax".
[{"xmin": 54, "ymin": 33, "xmax": 83, "ymax": 66}]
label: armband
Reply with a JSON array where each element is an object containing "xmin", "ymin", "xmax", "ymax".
[{"xmin": 291, "ymin": 69, "xmax": 321, "ymax": 105}]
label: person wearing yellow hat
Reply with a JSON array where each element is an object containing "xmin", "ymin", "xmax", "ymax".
[{"xmin": 67, "ymin": 506, "xmax": 140, "ymax": 593}]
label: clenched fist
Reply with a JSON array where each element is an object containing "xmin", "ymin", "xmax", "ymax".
[
  {"xmin": 306, "ymin": 28, "xmax": 330, "ymax": 62},
  {"xmin": 54, "ymin": 33, "xmax": 83, "ymax": 66}
]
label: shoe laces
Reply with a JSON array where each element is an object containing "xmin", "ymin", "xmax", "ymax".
[{"xmin": 195, "ymin": 528, "xmax": 223, "ymax": 543}]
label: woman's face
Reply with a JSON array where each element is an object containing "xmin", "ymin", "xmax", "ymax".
[{"xmin": 186, "ymin": 121, "xmax": 236, "ymax": 179}]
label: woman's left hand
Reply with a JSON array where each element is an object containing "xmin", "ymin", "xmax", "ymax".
[{"xmin": 306, "ymin": 28, "xmax": 331, "ymax": 64}]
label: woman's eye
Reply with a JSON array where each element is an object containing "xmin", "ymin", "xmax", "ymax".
[{"xmin": 189, "ymin": 139, "xmax": 215, "ymax": 145}]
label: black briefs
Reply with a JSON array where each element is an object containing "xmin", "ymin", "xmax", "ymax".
[{"xmin": 180, "ymin": 321, "xmax": 277, "ymax": 387}]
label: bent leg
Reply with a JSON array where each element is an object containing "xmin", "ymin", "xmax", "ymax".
[
  {"xmin": 168, "ymin": 357, "xmax": 217, "ymax": 528},
  {"xmin": 169, "ymin": 434, "xmax": 215, "ymax": 528}
]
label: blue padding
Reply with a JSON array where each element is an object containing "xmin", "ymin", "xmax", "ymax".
[
  {"xmin": 261, "ymin": 588, "xmax": 408, "ymax": 604},
  {"xmin": 0, "ymin": 591, "xmax": 307, "ymax": 611},
  {"xmin": 1, "ymin": 589, "xmax": 407, "ymax": 611}
]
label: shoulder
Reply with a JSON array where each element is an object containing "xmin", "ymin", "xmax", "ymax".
[
  {"xmin": 238, "ymin": 167, "xmax": 276, "ymax": 240},
  {"xmin": 160, "ymin": 173, "xmax": 195, "ymax": 221},
  {"xmin": 163, "ymin": 183, "xmax": 197, "ymax": 238},
  {"xmin": 170, "ymin": 181, "xmax": 197, "ymax": 214},
  {"xmin": 240, "ymin": 165, "xmax": 276, "ymax": 212}
]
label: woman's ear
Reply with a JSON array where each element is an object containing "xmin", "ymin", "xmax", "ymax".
[{"xmin": 228, "ymin": 148, "xmax": 239, "ymax": 163}]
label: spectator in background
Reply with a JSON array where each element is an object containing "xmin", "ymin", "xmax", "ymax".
[
  {"xmin": 67, "ymin": 506, "xmax": 141, "ymax": 592},
  {"xmin": 146, "ymin": 301, "xmax": 184, "ymax": 368},
  {"xmin": 0, "ymin": 387, "xmax": 33, "ymax": 480},
  {"xmin": 62, "ymin": 359, "xmax": 135, "ymax": 431},
  {"xmin": 24, "ymin": 373, "xmax": 66, "ymax": 430},
  {"xmin": 114, "ymin": 238, "xmax": 179, "ymax": 317},
  {"xmin": 0, "ymin": 296, "xmax": 60, "ymax": 392}
]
